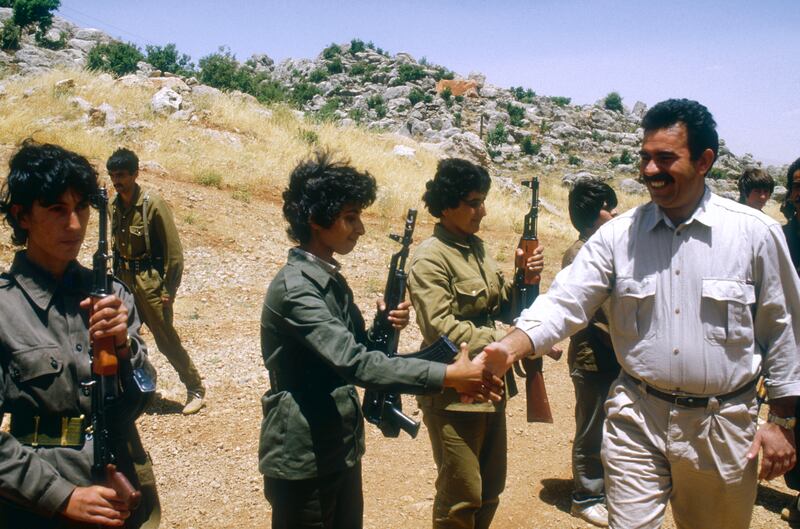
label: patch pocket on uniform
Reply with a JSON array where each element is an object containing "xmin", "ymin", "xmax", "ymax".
[
  {"xmin": 9, "ymin": 345, "xmax": 63, "ymax": 385},
  {"xmin": 452, "ymin": 278, "xmax": 488, "ymax": 317},
  {"xmin": 129, "ymin": 225, "xmax": 145, "ymax": 238},
  {"xmin": 610, "ymin": 276, "xmax": 656, "ymax": 339},
  {"xmin": 701, "ymin": 279, "xmax": 755, "ymax": 345}
]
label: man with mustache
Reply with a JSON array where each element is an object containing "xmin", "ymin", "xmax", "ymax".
[
  {"xmin": 478, "ymin": 99, "xmax": 800, "ymax": 529},
  {"xmin": 108, "ymin": 148, "xmax": 206, "ymax": 415}
]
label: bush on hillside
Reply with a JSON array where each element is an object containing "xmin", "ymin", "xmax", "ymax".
[
  {"xmin": 506, "ymin": 103, "xmax": 525, "ymax": 126},
  {"xmin": 550, "ymin": 96, "xmax": 571, "ymax": 107},
  {"xmin": 322, "ymin": 43, "xmax": 341, "ymax": 60},
  {"xmin": 604, "ymin": 91, "xmax": 623, "ymax": 112},
  {"xmin": 609, "ymin": 149, "xmax": 634, "ymax": 167},
  {"xmin": 0, "ymin": 18, "xmax": 21, "ymax": 50},
  {"xmin": 432, "ymin": 66, "xmax": 455, "ymax": 81},
  {"xmin": 350, "ymin": 38, "xmax": 365, "ymax": 54},
  {"xmin": 486, "ymin": 122, "xmax": 507, "ymax": 146},
  {"xmin": 521, "ymin": 137, "xmax": 541, "ymax": 156},
  {"xmin": 145, "ymin": 43, "xmax": 194, "ymax": 76},
  {"xmin": 397, "ymin": 63, "xmax": 425, "ymax": 83},
  {"xmin": 87, "ymin": 41, "xmax": 144, "ymax": 77},
  {"xmin": 440, "ymin": 86, "xmax": 452, "ymax": 104},
  {"xmin": 307, "ymin": 68, "xmax": 328, "ymax": 83},
  {"xmin": 326, "ymin": 57, "xmax": 343, "ymax": 74},
  {"xmin": 408, "ymin": 87, "xmax": 431, "ymax": 106},
  {"xmin": 12, "ymin": 0, "xmax": 59, "ymax": 37},
  {"xmin": 0, "ymin": 0, "xmax": 14, "ymax": 7},
  {"xmin": 291, "ymin": 82, "xmax": 320, "ymax": 105},
  {"xmin": 511, "ymin": 86, "xmax": 536, "ymax": 104}
]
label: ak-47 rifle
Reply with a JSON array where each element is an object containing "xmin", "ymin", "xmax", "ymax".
[
  {"xmin": 86, "ymin": 188, "xmax": 142, "ymax": 514},
  {"xmin": 362, "ymin": 209, "xmax": 459, "ymax": 438},
  {"xmin": 511, "ymin": 178, "xmax": 554, "ymax": 423}
]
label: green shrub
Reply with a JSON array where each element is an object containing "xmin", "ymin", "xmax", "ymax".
[
  {"xmin": 539, "ymin": 121, "xmax": 551, "ymax": 134},
  {"xmin": 604, "ymin": 91, "xmax": 623, "ymax": 112},
  {"xmin": 0, "ymin": 19, "xmax": 21, "ymax": 51},
  {"xmin": 298, "ymin": 129, "xmax": 319, "ymax": 145},
  {"xmin": 13, "ymin": 0, "xmax": 59, "ymax": 37},
  {"xmin": 455, "ymin": 95, "xmax": 464, "ymax": 104},
  {"xmin": 254, "ymin": 80, "xmax": 286, "ymax": 103},
  {"xmin": 707, "ymin": 168, "xmax": 730, "ymax": 180},
  {"xmin": 609, "ymin": 149, "xmax": 635, "ymax": 167},
  {"xmin": 291, "ymin": 82, "xmax": 320, "ymax": 105},
  {"xmin": 145, "ymin": 43, "xmax": 194, "ymax": 76},
  {"xmin": 510, "ymin": 86, "xmax": 536, "ymax": 104},
  {"xmin": 348, "ymin": 108, "xmax": 364, "ymax": 122},
  {"xmin": 322, "ymin": 43, "xmax": 341, "ymax": 60},
  {"xmin": 408, "ymin": 88, "xmax": 426, "ymax": 106},
  {"xmin": 454, "ymin": 112, "xmax": 462, "ymax": 128},
  {"xmin": 196, "ymin": 171, "xmax": 223, "ymax": 188},
  {"xmin": 432, "ymin": 67, "xmax": 454, "ymax": 81},
  {"xmin": 568, "ymin": 154, "xmax": 582, "ymax": 166},
  {"xmin": 440, "ymin": 86, "xmax": 452, "ymax": 103},
  {"xmin": 87, "ymin": 41, "xmax": 144, "ymax": 77},
  {"xmin": 198, "ymin": 47, "xmax": 253, "ymax": 92},
  {"xmin": 486, "ymin": 122, "xmax": 507, "ymax": 146},
  {"xmin": 326, "ymin": 57, "xmax": 343, "ymax": 74},
  {"xmin": 397, "ymin": 63, "xmax": 425, "ymax": 83},
  {"xmin": 591, "ymin": 130, "xmax": 605, "ymax": 142},
  {"xmin": 308, "ymin": 68, "xmax": 328, "ymax": 83},
  {"xmin": 232, "ymin": 187, "xmax": 251, "ymax": 203},
  {"xmin": 317, "ymin": 97, "xmax": 341, "ymax": 122},
  {"xmin": 521, "ymin": 137, "xmax": 541, "ymax": 155},
  {"xmin": 550, "ymin": 96, "xmax": 571, "ymax": 107},
  {"xmin": 36, "ymin": 29, "xmax": 66, "ymax": 49},
  {"xmin": 419, "ymin": 56, "xmax": 429, "ymax": 66},
  {"xmin": 367, "ymin": 94, "xmax": 383, "ymax": 109},
  {"xmin": 506, "ymin": 103, "xmax": 525, "ymax": 127},
  {"xmin": 350, "ymin": 38, "xmax": 365, "ymax": 54},
  {"xmin": 0, "ymin": 0, "xmax": 13, "ymax": 7}
]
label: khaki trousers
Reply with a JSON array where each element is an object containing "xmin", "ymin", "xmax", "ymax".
[
  {"xmin": 602, "ymin": 375, "xmax": 758, "ymax": 529},
  {"xmin": 422, "ymin": 406, "xmax": 507, "ymax": 529}
]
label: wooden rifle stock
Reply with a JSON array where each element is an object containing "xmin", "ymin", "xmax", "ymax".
[{"xmin": 512, "ymin": 178, "xmax": 553, "ymax": 423}]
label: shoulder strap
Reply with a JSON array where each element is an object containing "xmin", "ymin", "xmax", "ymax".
[{"xmin": 142, "ymin": 192, "xmax": 152, "ymax": 256}]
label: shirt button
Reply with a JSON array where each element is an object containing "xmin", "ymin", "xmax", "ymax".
[
  {"xmin": 675, "ymin": 308, "xmax": 680, "ymax": 314},
  {"xmin": 50, "ymin": 357, "xmax": 59, "ymax": 368},
  {"xmin": 76, "ymin": 344, "xmax": 83, "ymax": 352},
  {"xmin": 675, "ymin": 270, "xmax": 681, "ymax": 275},
  {"xmin": 673, "ymin": 348, "xmax": 680, "ymax": 355}
]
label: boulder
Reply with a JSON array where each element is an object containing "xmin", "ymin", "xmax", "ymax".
[
  {"xmin": 620, "ymin": 178, "xmax": 648, "ymax": 195},
  {"xmin": 439, "ymin": 132, "xmax": 490, "ymax": 166},
  {"xmin": 562, "ymin": 171, "xmax": 603, "ymax": 187},
  {"xmin": 151, "ymin": 87, "xmax": 182, "ymax": 114},
  {"xmin": 435, "ymin": 79, "xmax": 479, "ymax": 98},
  {"xmin": 392, "ymin": 145, "xmax": 416, "ymax": 158},
  {"xmin": 384, "ymin": 85, "xmax": 412, "ymax": 100}
]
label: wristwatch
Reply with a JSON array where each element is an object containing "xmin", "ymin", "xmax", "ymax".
[{"xmin": 767, "ymin": 413, "xmax": 797, "ymax": 430}]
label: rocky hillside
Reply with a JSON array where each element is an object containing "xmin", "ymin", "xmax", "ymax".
[{"xmin": 0, "ymin": 9, "xmax": 788, "ymax": 201}]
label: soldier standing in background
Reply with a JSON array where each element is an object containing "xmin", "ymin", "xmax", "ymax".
[
  {"xmin": 108, "ymin": 148, "xmax": 206, "ymax": 415},
  {"xmin": 562, "ymin": 179, "xmax": 621, "ymax": 527},
  {"xmin": 737, "ymin": 167, "xmax": 775, "ymax": 211}
]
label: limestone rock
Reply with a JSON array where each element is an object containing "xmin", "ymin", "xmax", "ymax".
[{"xmin": 151, "ymin": 87, "xmax": 182, "ymax": 114}]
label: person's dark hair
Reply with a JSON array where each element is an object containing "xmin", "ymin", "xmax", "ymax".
[
  {"xmin": 737, "ymin": 167, "xmax": 774, "ymax": 203},
  {"xmin": 781, "ymin": 157, "xmax": 800, "ymax": 220},
  {"xmin": 106, "ymin": 147, "xmax": 139, "ymax": 173},
  {"xmin": 1, "ymin": 140, "xmax": 99, "ymax": 245},
  {"xmin": 568, "ymin": 179, "xmax": 618, "ymax": 235},
  {"xmin": 422, "ymin": 158, "xmax": 491, "ymax": 218},
  {"xmin": 641, "ymin": 98, "xmax": 719, "ymax": 165},
  {"xmin": 282, "ymin": 151, "xmax": 377, "ymax": 244}
]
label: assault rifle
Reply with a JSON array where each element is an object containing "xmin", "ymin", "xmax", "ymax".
[
  {"xmin": 511, "ymin": 178, "xmax": 554, "ymax": 423},
  {"xmin": 362, "ymin": 209, "xmax": 459, "ymax": 438},
  {"xmin": 86, "ymin": 188, "xmax": 142, "ymax": 514}
]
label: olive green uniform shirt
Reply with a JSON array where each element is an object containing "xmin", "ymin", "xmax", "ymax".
[
  {"xmin": 0, "ymin": 252, "xmax": 154, "ymax": 522},
  {"xmin": 112, "ymin": 185, "xmax": 184, "ymax": 299},
  {"xmin": 259, "ymin": 249, "xmax": 446, "ymax": 480},
  {"xmin": 561, "ymin": 239, "xmax": 618, "ymax": 373},
  {"xmin": 408, "ymin": 224, "xmax": 516, "ymax": 412}
]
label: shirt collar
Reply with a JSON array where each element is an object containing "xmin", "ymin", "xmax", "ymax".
[
  {"xmin": 9, "ymin": 251, "xmax": 84, "ymax": 311},
  {"xmin": 433, "ymin": 223, "xmax": 480, "ymax": 250},
  {"xmin": 288, "ymin": 247, "xmax": 341, "ymax": 289},
  {"xmin": 644, "ymin": 186, "xmax": 716, "ymax": 232},
  {"xmin": 113, "ymin": 184, "xmax": 143, "ymax": 211}
]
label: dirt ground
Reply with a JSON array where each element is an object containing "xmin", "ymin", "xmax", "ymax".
[{"xmin": 1, "ymin": 173, "xmax": 796, "ymax": 529}]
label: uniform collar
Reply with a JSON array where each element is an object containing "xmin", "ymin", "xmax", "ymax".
[
  {"xmin": 288, "ymin": 248, "xmax": 340, "ymax": 289},
  {"xmin": 644, "ymin": 186, "xmax": 716, "ymax": 232},
  {"xmin": 113, "ymin": 184, "xmax": 143, "ymax": 212},
  {"xmin": 433, "ymin": 223, "xmax": 481, "ymax": 250},
  {"xmin": 9, "ymin": 251, "xmax": 84, "ymax": 311}
]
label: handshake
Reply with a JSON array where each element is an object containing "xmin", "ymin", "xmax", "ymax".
[{"xmin": 442, "ymin": 335, "xmax": 563, "ymax": 403}]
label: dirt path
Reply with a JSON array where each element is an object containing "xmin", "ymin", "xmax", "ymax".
[{"xmin": 0, "ymin": 174, "xmax": 794, "ymax": 528}]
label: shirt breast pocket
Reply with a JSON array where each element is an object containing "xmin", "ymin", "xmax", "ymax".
[
  {"xmin": 8, "ymin": 345, "xmax": 64, "ymax": 391},
  {"xmin": 701, "ymin": 279, "xmax": 755, "ymax": 345},
  {"xmin": 611, "ymin": 276, "xmax": 656, "ymax": 339},
  {"xmin": 452, "ymin": 278, "xmax": 488, "ymax": 318}
]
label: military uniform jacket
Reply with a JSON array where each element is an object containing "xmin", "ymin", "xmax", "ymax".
[
  {"xmin": 783, "ymin": 218, "xmax": 800, "ymax": 277},
  {"xmin": 112, "ymin": 185, "xmax": 184, "ymax": 298},
  {"xmin": 562, "ymin": 238, "xmax": 619, "ymax": 373},
  {"xmin": 0, "ymin": 252, "xmax": 154, "ymax": 520},
  {"xmin": 259, "ymin": 249, "xmax": 446, "ymax": 480},
  {"xmin": 407, "ymin": 223, "xmax": 516, "ymax": 412}
]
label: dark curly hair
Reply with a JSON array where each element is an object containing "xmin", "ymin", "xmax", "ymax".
[
  {"xmin": 641, "ymin": 98, "xmax": 719, "ymax": 164},
  {"xmin": 781, "ymin": 157, "xmax": 800, "ymax": 220},
  {"xmin": 282, "ymin": 151, "xmax": 377, "ymax": 244},
  {"xmin": 568, "ymin": 179, "xmax": 618, "ymax": 236},
  {"xmin": 737, "ymin": 167, "xmax": 774, "ymax": 204},
  {"xmin": 1, "ymin": 140, "xmax": 99, "ymax": 245},
  {"xmin": 106, "ymin": 147, "xmax": 139, "ymax": 173},
  {"xmin": 422, "ymin": 158, "xmax": 491, "ymax": 218}
]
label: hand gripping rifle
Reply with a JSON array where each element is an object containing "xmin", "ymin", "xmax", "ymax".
[
  {"xmin": 511, "ymin": 178, "xmax": 554, "ymax": 423},
  {"xmin": 86, "ymin": 188, "xmax": 142, "ymax": 514},
  {"xmin": 362, "ymin": 209, "xmax": 459, "ymax": 438}
]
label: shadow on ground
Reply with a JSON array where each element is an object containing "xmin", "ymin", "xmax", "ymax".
[
  {"xmin": 539, "ymin": 478, "xmax": 572, "ymax": 514},
  {"xmin": 145, "ymin": 393, "xmax": 184, "ymax": 415}
]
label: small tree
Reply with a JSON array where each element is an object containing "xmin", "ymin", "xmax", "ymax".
[
  {"xmin": 486, "ymin": 122, "xmax": 507, "ymax": 146},
  {"xmin": 604, "ymin": 91, "xmax": 623, "ymax": 112},
  {"xmin": 199, "ymin": 47, "xmax": 253, "ymax": 92},
  {"xmin": 0, "ymin": 18, "xmax": 21, "ymax": 50},
  {"xmin": 87, "ymin": 41, "xmax": 144, "ymax": 77},
  {"xmin": 145, "ymin": 43, "xmax": 194, "ymax": 76},
  {"xmin": 349, "ymin": 38, "xmax": 365, "ymax": 54},
  {"xmin": 12, "ymin": 0, "xmax": 60, "ymax": 38}
]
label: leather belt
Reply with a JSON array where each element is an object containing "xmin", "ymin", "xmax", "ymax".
[
  {"xmin": 630, "ymin": 376, "xmax": 757, "ymax": 408},
  {"xmin": 6, "ymin": 413, "xmax": 86, "ymax": 447},
  {"xmin": 116, "ymin": 255, "xmax": 160, "ymax": 274}
]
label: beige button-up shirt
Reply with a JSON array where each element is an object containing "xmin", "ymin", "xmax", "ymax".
[{"xmin": 518, "ymin": 189, "xmax": 800, "ymax": 399}]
